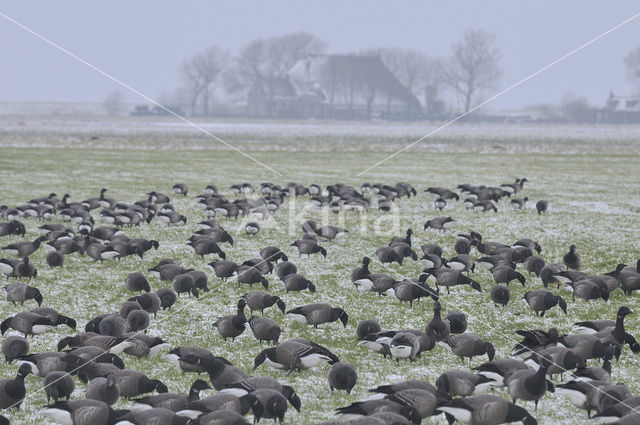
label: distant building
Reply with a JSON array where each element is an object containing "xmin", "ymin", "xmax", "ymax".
[
  {"xmin": 597, "ymin": 92, "xmax": 640, "ymax": 124},
  {"xmin": 247, "ymin": 54, "xmax": 421, "ymax": 120}
]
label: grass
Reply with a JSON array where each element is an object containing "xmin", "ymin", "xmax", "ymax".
[{"xmin": 1, "ymin": 118, "xmax": 640, "ymax": 424}]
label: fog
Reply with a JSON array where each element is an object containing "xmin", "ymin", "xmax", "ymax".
[{"xmin": 0, "ymin": 1, "xmax": 638, "ymax": 110}]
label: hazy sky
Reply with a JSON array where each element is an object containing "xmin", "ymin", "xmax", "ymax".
[{"xmin": 0, "ymin": 1, "xmax": 638, "ymax": 109}]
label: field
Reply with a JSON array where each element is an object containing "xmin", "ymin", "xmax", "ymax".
[{"xmin": 1, "ymin": 116, "xmax": 640, "ymax": 424}]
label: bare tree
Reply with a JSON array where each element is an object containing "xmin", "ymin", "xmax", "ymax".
[
  {"xmin": 560, "ymin": 92, "xmax": 595, "ymax": 123},
  {"xmin": 103, "ymin": 90, "xmax": 124, "ymax": 116},
  {"xmin": 444, "ymin": 29, "xmax": 502, "ymax": 113},
  {"xmin": 624, "ymin": 46, "xmax": 640, "ymax": 89},
  {"xmin": 181, "ymin": 46, "xmax": 228, "ymax": 116},
  {"xmin": 224, "ymin": 32, "xmax": 325, "ymax": 100}
]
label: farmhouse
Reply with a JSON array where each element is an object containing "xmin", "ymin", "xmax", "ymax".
[
  {"xmin": 596, "ymin": 91, "xmax": 640, "ymax": 124},
  {"xmin": 247, "ymin": 54, "xmax": 422, "ymax": 120}
]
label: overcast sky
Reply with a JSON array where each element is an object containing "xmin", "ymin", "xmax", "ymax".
[{"xmin": 0, "ymin": 1, "xmax": 638, "ymax": 109}]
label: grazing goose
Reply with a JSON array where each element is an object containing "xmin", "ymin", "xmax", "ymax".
[
  {"xmin": 335, "ymin": 399, "xmax": 422, "ymax": 424},
  {"xmin": 253, "ymin": 338, "xmax": 338, "ymax": 372},
  {"xmin": 116, "ymin": 407, "xmax": 190, "ymax": 425},
  {"xmin": 506, "ymin": 362, "xmax": 552, "ymax": 408},
  {"xmin": 212, "ymin": 300, "xmax": 247, "ymax": 341},
  {"xmin": 40, "ymin": 399, "xmax": 120, "ymax": 425},
  {"xmin": 0, "ymin": 363, "xmax": 32, "ymax": 409},
  {"xmin": 0, "ymin": 220, "xmax": 26, "ymax": 237},
  {"xmin": 126, "ymin": 309, "xmax": 150, "ymax": 332},
  {"xmin": 570, "ymin": 279, "xmax": 609, "ymax": 302},
  {"xmin": 536, "ymin": 200, "xmax": 548, "ymax": 214},
  {"xmin": 328, "ymin": 362, "xmax": 357, "ymax": 394},
  {"xmin": 156, "ymin": 288, "xmax": 177, "ymax": 310},
  {"xmin": 178, "ymin": 355, "xmax": 247, "ymax": 392},
  {"xmin": 389, "ymin": 242, "xmax": 418, "ymax": 261},
  {"xmin": 454, "ymin": 238, "xmax": 471, "ymax": 255},
  {"xmin": 434, "ymin": 197, "xmax": 447, "ymax": 211},
  {"xmin": 421, "ymin": 243, "xmax": 443, "ymax": 257},
  {"xmin": 476, "ymin": 255, "xmax": 512, "ymax": 272},
  {"xmin": 522, "ymin": 290, "xmax": 568, "ymax": 317},
  {"xmin": 368, "ymin": 379, "xmax": 438, "ymax": 399},
  {"xmin": 389, "ymin": 331, "xmax": 427, "ymax": 362},
  {"xmin": 563, "ymin": 244, "xmax": 582, "ymax": 270},
  {"xmin": 190, "ymin": 410, "xmax": 251, "ymax": 425},
  {"xmin": 424, "ymin": 216, "xmax": 455, "ymax": 232},
  {"xmin": 290, "ymin": 239, "xmax": 327, "ymax": 257},
  {"xmin": 490, "ymin": 285, "xmax": 510, "ymax": 306},
  {"xmin": 355, "ymin": 272, "xmax": 396, "ymax": 296},
  {"xmin": 446, "ymin": 311, "xmax": 468, "ymax": 334},
  {"xmin": 512, "ymin": 328, "xmax": 559, "ymax": 357},
  {"xmin": 188, "ymin": 239, "xmax": 226, "ymax": 259},
  {"xmin": 523, "ymin": 255, "xmax": 545, "ymax": 276},
  {"xmin": 245, "ymin": 222, "xmax": 260, "ymax": 236},
  {"xmin": 208, "ymin": 260, "xmax": 239, "ymax": 281},
  {"xmin": 86, "ymin": 375, "xmax": 120, "ymax": 405},
  {"xmin": 124, "ymin": 272, "xmax": 151, "ymax": 292},
  {"xmin": 172, "ymin": 274, "xmax": 199, "ymax": 298},
  {"xmin": 356, "ymin": 319, "xmax": 382, "ymax": 339},
  {"xmin": 109, "ymin": 369, "xmax": 168, "ymax": 399},
  {"xmin": 249, "ymin": 388, "xmax": 290, "ymax": 423},
  {"xmin": 2, "ymin": 335, "xmax": 29, "ymax": 363},
  {"xmin": 236, "ymin": 265, "xmax": 269, "ymax": 289},
  {"xmin": 3, "ymin": 282, "xmax": 43, "ymax": 306},
  {"xmin": 436, "ymin": 369, "xmax": 495, "ymax": 397},
  {"xmin": 241, "ymin": 258, "xmax": 272, "ymax": 275},
  {"xmin": 573, "ymin": 345, "xmax": 615, "ymax": 383},
  {"xmin": 133, "ymin": 379, "xmax": 211, "ymax": 411},
  {"xmin": 391, "ymin": 280, "xmax": 437, "ymax": 306},
  {"xmin": 247, "ymin": 316, "xmax": 281, "ymax": 344},
  {"xmin": 185, "ymin": 270, "xmax": 209, "ymax": 292},
  {"xmin": 474, "ymin": 200, "xmax": 498, "ymax": 213},
  {"xmin": 447, "ymin": 254, "xmax": 475, "ymax": 273},
  {"xmin": 128, "ymin": 293, "xmax": 161, "ymax": 317},
  {"xmin": 241, "ymin": 291, "xmax": 285, "ymax": 314},
  {"xmin": 287, "ymin": 303, "xmax": 348, "ymax": 328},
  {"xmin": 437, "ymin": 394, "xmax": 537, "ymax": 425},
  {"xmin": 2, "ymin": 235, "xmax": 47, "ymax": 256},
  {"xmin": 444, "ymin": 334, "xmax": 495, "ymax": 364},
  {"xmin": 172, "ymin": 183, "xmax": 188, "ymax": 196},
  {"xmin": 523, "ymin": 346, "xmax": 583, "ymax": 377},
  {"xmin": 419, "ymin": 253, "xmax": 445, "ymax": 271},
  {"xmin": 259, "ymin": 247, "xmax": 288, "ymax": 265},
  {"xmin": 491, "ymin": 266, "xmax": 526, "ymax": 286},
  {"xmin": 510, "ymin": 197, "xmax": 528, "ymax": 210},
  {"xmin": 46, "ymin": 250, "xmax": 65, "ymax": 268},
  {"xmin": 420, "ymin": 269, "xmax": 482, "ymax": 294},
  {"xmin": 13, "ymin": 256, "xmax": 37, "ymax": 280},
  {"xmin": 425, "ymin": 301, "xmax": 450, "ymax": 341},
  {"xmin": 473, "ymin": 358, "xmax": 530, "ymax": 387},
  {"xmin": 1, "ymin": 311, "xmax": 57, "ymax": 337},
  {"xmin": 157, "ymin": 211, "xmax": 187, "ymax": 225},
  {"xmin": 0, "ymin": 258, "xmax": 17, "ymax": 278},
  {"xmin": 425, "ymin": 187, "xmax": 459, "ymax": 200},
  {"xmin": 282, "ymin": 273, "xmax": 315, "ymax": 292},
  {"xmin": 43, "ymin": 370, "xmax": 75, "ymax": 402}
]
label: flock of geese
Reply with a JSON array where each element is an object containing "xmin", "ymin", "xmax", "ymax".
[{"xmin": 0, "ymin": 179, "xmax": 639, "ymax": 425}]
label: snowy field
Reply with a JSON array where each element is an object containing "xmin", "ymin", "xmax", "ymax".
[{"xmin": 1, "ymin": 117, "xmax": 640, "ymax": 424}]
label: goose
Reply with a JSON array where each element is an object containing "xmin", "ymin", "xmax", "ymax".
[
  {"xmin": 236, "ymin": 265, "xmax": 269, "ymax": 289},
  {"xmin": 444, "ymin": 333, "xmax": 495, "ymax": 364},
  {"xmin": 195, "ymin": 228, "xmax": 234, "ymax": 246},
  {"xmin": 0, "ymin": 220, "xmax": 25, "ymax": 237},
  {"xmin": 171, "ymin": 274, "xmax": 199, "ymax": 298},
  {"xmin": 434, "ymin": 197, "xmax": 447, "ymax": 211},
  {"xmin": 390, "ymin": 229, "xmax": 413, "ymax": 246},
  {"xmin": 351, "ymin": 257, "xmax": 373, "ymax": 288},
  {"xmin": 248, "ymin": 388, "xmax": 293, "ymax": 423},
  {"xmin": 368, "ymin": 380, "xmax": 439, "ymax": 400},
  {"xmin": 128, "ymin": 238, "xmax": 159, "ymax": 254},
  {"xmin": 563, "ymin": 244, "xmax": 582, "ymax": 270},
  {"xmin": 220, "ymin": 377, "xmax": 301, "ymax": 412},
  {"xmin": 356, "ymin": 272, "xmax": 396, "ymax": 296},
  {"xmin": 389, "ymin": 242, "xmax": 417, "ymax": 262},
  {"xmin": 437, "ymin": 394, "xmax": 537, "ymax": 425},
  {"xmin": 246, "ymin": 316, "xmax": 281, "ymax": 345},
  {"xmin": 286, "ymin": 303, "xmax": 348, "ymax": 328},
  {"xmin": 175, "ymin": 392, "xmax": 255, "ymax": 419},
  {"xmin": 1, "ymin": 311, "xmax": 57, "ymax": 337},
  {"xmin": 172, "ymin": 183, "xmax": 188, "ymax": 196},
  {"xmin": 114, "ymin": 407, "xmax": 189, "ymax": 425},
  {"xmin": 2, "ymin": 335, "xmax": 29, "ymax": 363},
  {"xmin": 156, "ymin": 289, "xmax": 177, "ymax": 310},
  {"xmin": 124, "ymin": 272, "xmax": 150, "ymax": 293},
  {"xmin": 185, "ymin": 270, "xmax": 209, "ymax": 293},
  {"xmin": 241, "ymin": 258, "xmax": 273, "ymax": 275},
  {"xmin": 241, "ymin": 291, "xmax": 285, "ymax": 314},
  {"xmin": 157, "ymin": 211, "xmax": 187, "ymax": 225},
  {"xmin": 212, "ymin": 300, "xmax": 247, "ymax": 341},
  {"xmin": 43, "ymin": 370, "xmax": 75, "ymax": 402},
  {"xmin": 46, "ymin": 250, "xmax": 65, "ymax": 267},
  {"xmin": 506, "ymin": 363, "xmax": 552, "ymax": 408},
  {"xmin": 126, "ymin": 309, "xmax": 150, "ymax": 333},
  {"xmin": 253, "ymin": 339, "xmax": 338, "ymax": 372},
  {"xmin": 356, "ymin": 319, "xmax": 381, "ymax": 339},
  {"xmin": 3, "ymin": 282, "xmax": 43, "ymax": 306},
  {"xmin": 491, "ymin": 266, "xmax": 526, "ymax": 286},
  {"xmin": 523, "ymin": 255, "xmax": 545, "ymax": 276},
  {"xmin": 290, "ymin": 239, "xmax": 327, "ymax": 257},
  {"xmin": 2, "ymin": 235, "xmax": 47, "ymax": 256},
  {"xmin": 335, "ymin": 399, "xmax": 422, "ymax": 424},
  {"xmin": 420, "ymin": 269, "xmax": 482, "ymax": 294},
  {"xmin": 208, "ymin": 260, "xmax": 239, "ymax": 281},
  {"xmin": 127, "ymin": 294, "xmax": 160, "ymax": 319},
  {"xmin": 490, "ymin": 285, "xmax": 510, "ymax": 306},
  {"xmin": 58, "ymin": 334, "xmax": 133, "ymax": 355},
  {"xmin": 314, "ymin": 225, "xmax": 348, "ymax": 241},
  {"xmin": 244, "ymin": 222, "xmax": 260, "ymax": 236},
  {"xmin": 121, "ymin": 333, "xmax": 167, "ymax": 358},
  {"xmin": 512, "ymin": 328, "xmax": 559, "ymax": 357},
  {"xmin": 476, "ymin": 255, "xmax": 512, "ymax": 272},
  {"xmin": 190, "ymin": 410, "xmax": 251, "ymax": 424},
  {"xmin": 572, "ymin": 306, "xmax": 633, "ymax": 336},
  {"xmin": 327, "ymin": 362, "xmax": 357, "ymax": 394},
  {"xmin": 132, "ymin": 379, "xmax": 211, "ymax": 411},
  {"xmin": 454, "ymin": 238, "xmax": 472, "ymax": 255},
  {"xmin": 0, "ymin": 363, "xmax": 33, "ymax": 409},
  {"xmin": 592, "ymin": 397, "xmax": 640, "ymax": 422},
  {"xmin": 536, "ymin": 200, "xmax": 548, "ymax": 214},
  {"xmin": 85, "ymin": 242, "xmax": 120, "ymax": 262},
  {"xmin": 425, "ymin": 187, "xmax": 459, "ymax": 200},
  {"xmin": 282, "ymin": 273, "xmax": 315, "ymax": 292},
  {"xmin": 523, "ymin": 346, "xmax": 583, "ymax": 377},
  {"xmin": 0, "ymin": 258, "xmax": 17, "ymax": 278},
  {"xmin": 436, "ymin": 369, "xmax": 495, "ymax": 397},
  {"xmin": 389, "ymin": 332, "xmax": 422, "ymax": 362},
  {"xmin": 390, "ymin": 280, "xmax": 437, "ymax": 306},
  {"xmin": 425, "ymin": 301, "xmax": 450, "ymax": 341},
  {"xmin": 15, "ymin": 351, "xmax": 78, "ymax": 377},
  {"xmin": 40, "ymin": 399, "xmax": 120, "ymax": 425},
  {"xmin": 447, "ymin": 254, "xmax": 475, "ymax": 273},
  {"xmin": 572, "ymin": 345, "xmax": 615, "ymax": 383},
  {"xmin": 165, "ymin": 347, "xmax": 219, "ymax": 374},
  {"xmin": 421, "ymin": 243, "xmax": 443, "ymax": 257},
  {"xmin": 446, "ymin": 311, "xmax": 468, "ymax": 334},
  {"xmin": 419, "ymin": 253, "xmax": 445, "ymax": 271},
  {"xmin": 522, "ymin": 290, "xmax": 568, "ymax": 317},
  {"xmin": 13, "ymin": 256, "xmax": 38, "ymax": 280},
  {"xmin": 382, "ymin": 388, "xmax": 441, "ymax": 420},
  {"xmin": 187, "ymin": 239, "xmax": 226, "ymax": 259},
  {"xmin": 180, "ymin": 355, "xmax": 248, "ymax": 391},
  {"xmin": 473, "ymin": 358, "xmax": 530, "ymax": 387},
  {"xmin": 107, "ymin": 369, "xmax": 168, "ymax": 399},
  {"xmin": 257, "ymin": 247, "xmax": 287, "ymax": 265},
  {"xmin": 570, "ymin": 278, "xmax": 609, "ymax": 302},
  {"xmin": 510, "ymin": 197, "xmax": 528, "ymax": 210},
  {"xmin": 474, "ymin": 200, "xmax": 498, "ymax": 213},
  {"xmin": 47, "ymin": 238, "xmax": 82, "ymax": 255},
  {"xmin": 424, "ymin": 216, "xmax": 455, "ymax": 232}
]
